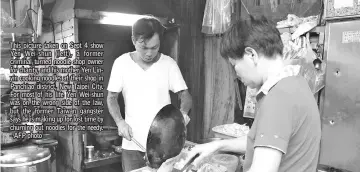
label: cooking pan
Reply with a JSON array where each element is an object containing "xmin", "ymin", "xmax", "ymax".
[{"xmin": 145, "ymin": 104, "xmax": 187, "ymax": 169}]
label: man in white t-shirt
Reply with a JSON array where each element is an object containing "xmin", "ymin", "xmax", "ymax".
[{"xmin": 107, "ymin": 16, "xmax": 193, "ymax": 172}]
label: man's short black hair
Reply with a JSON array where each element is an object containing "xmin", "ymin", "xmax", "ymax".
[
  {"xmin": 132, "ymin": 15, "xmax": 165, "ymax": 42},
  {"xmin": 220, "ymin": 16, "xmax": 283, "ymax": 60}
]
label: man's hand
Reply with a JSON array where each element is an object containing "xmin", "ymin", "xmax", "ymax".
[
  {"xmin": 183, "ymin": 142, "xmax": 221, "ymax": 169},
  {"xmin": 117, "ymin": 120, "xmax": 133, "ymax": 141}
]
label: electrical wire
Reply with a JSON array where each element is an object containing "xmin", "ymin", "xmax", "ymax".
[
  {"xmin": 14, "ymin": 9, "xmax": 38, "ymax": 28},
  {"xmin": 15, "ymin": 11, "xmax": 29, "ymax": 28}
]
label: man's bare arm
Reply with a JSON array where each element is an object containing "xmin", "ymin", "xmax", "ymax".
[
  {"xmin": 216, "ymin": 136, "xmax": 247, "ymax": 154},
  {"xmin": 247, "ymin": 147, "xmax": 282, "ymax": 172},
  {"xmin": 177, "ymin": 89, "xmax": 193, "ymax": 114},
  {"xmin": 107, "ymin": 91, "xmax": 124, "ymax": 125}
]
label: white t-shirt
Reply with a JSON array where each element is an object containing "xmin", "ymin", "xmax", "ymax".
[{"xmin": 107, "ymin": 52, "xmax": 188, "ymax": 151}]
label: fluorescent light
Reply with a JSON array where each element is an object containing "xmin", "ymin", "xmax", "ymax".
[{"xmin": 99, "ymin": 12, "xmax": 147, "ymax": 26}]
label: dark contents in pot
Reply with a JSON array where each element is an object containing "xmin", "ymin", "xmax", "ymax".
[{"xmin": 146, "ymin": 104, "xmax": 187, "ymax": 169}]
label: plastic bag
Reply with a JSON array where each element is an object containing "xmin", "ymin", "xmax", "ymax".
[
  {"xmin": 287, "ymin": 35, "xmax": 324, "ymax": 94},
  {"xmin": 202, "ymin": 0, "xmax": 233, "ymax": 34}
]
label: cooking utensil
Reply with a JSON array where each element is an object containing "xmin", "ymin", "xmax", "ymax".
[
  {"xmin": 145, "ymin": 104, "xmax": 187, "ymax": 169},
  {"xmin": 132, "ymin": 138, "xmax": 146, "ymax": 152}
]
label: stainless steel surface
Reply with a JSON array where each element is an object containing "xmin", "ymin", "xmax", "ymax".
[
  {"xmin": 321, "ymin": 19, "xmax": 360, "ymax": 172},
  {"xmin": 31, "ymin": 138, "xmax": 58, "ymax": 146},
  {"xmin": 0, "ymin": 145, "xmax": 51, "ymax": 172},
  {"xmin": 86, "ymin": 145, "xmax": 95, "ymax": 159},
  {"xmin": 132, "ymin": 138, "xmax": 146, "ymax": 152},
  {"xmin": 0, "ymin": 145, "xmax": 51, "ymax": 164},
  {"xmin": 31, "ymin": 138, "xmax": 58, "ymax": 163}
]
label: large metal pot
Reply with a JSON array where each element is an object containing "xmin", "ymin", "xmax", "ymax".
[{"xmin": 0, "ymin": 145, "xmax": 51, "ymax": 172}]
